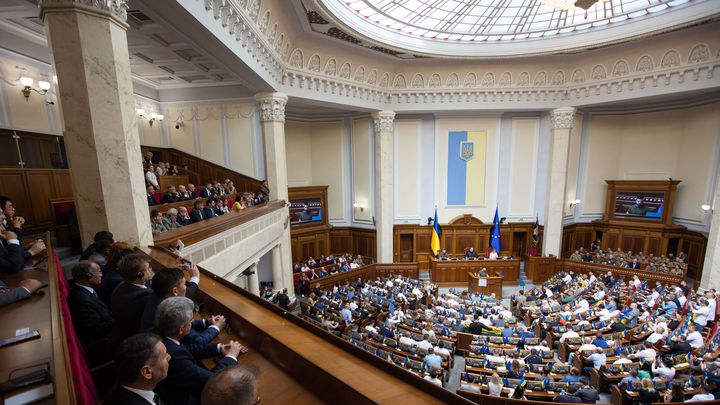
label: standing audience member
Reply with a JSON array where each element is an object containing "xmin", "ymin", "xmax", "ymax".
[{"xmin": 146, "ymin": 165, "xmax": 159, "ymax": 189}]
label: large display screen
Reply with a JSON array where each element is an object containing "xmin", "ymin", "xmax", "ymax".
[
  {"xmin": 289, "ymin": 197, "xmax": 323, "ymax": 227},
  {"xmin": 613, "ymin": 191, "xmax": 665, "ymax": 220}
]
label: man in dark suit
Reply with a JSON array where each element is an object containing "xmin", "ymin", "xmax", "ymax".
[
  {"xmin": 68, "ymin": 261, "xmax": 114, "ymax": 344},
  {"xmin": 187, "ymin": 184, "xmax": 198, "ymax": 199},
  {"xmin": 105, "ymin": 333, "xmax": 169, "ymax": 405},
  {"xmin": 465, "ymin": 247, "xmax": 478, "ymax": 259},
  {"xmin": 162, "ymin": 186, "xmax": 180, "ymax": 204},
  {"xmin": 147, "ymin": 185, "xmax": 158, "ymax": 206},
  {"xmin": 139, "ymin": 267, "xmax": 224, "ymax": 346},
  {"xmin": 200, "ymin": 183, "xmax": 215, "ymax": 198},
  {"xmin": 201, "ymin": 365, "xmax": 259, "ymax": 405},
  {"xmin": 111, "ymin": 254, "xmax": 154, "ymax": 343},
  {"xmin": 177, "ymin": 207, "xmax": 192, "ymax": 226},
  {"xmin": 190, "ymin": 201, "xmax": 206, "ymax": 223},
  {"xmin": 0, "ymin": 227, "xmax": 24, "ymax": 274},
  {"xmin": 155, "ymin": 297, "xmax": 246, "ymax": 405},
  {"xmin": 203, "ymin": 200, "xmax": 219, "ymax": 219}
]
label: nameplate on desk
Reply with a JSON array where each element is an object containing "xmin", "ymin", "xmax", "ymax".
[{"xmin": 478, "ymin": 279, "xmax": 487, "ymax": 287}]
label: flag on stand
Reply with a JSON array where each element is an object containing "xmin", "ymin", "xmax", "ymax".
[
  {"xmin": 490, "ymin": 206, "xmax": 501, "ymax": 253},
  {"xmin": 532, "ymin": 215, "xmax": 539, "ymax": 244},
  {"xmin": 431, "ymin": 207, "xmax": 441, "ymax": 255}
]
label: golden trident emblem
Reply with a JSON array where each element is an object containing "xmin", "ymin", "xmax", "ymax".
[{"xmin": 460, "ymin": 141, "xmax": 474, "ymax": 161}]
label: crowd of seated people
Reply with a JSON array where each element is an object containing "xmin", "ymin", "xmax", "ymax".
[
  {"xmin": 491, "ymin": 270, "xmax": 720, "ymax": 403},
  {"xmin": 569, "ymin": 245, "xmax": 687, "ymax": 276},
  {"xmin": 293, "ymin": 253, "xmax": 371, "ymax": 293},
  {"xmin": 60, "ymin": 230, "xmax": 260, "ymax": 404}
]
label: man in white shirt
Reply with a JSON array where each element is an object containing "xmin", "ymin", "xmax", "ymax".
[
  {"xmin": 706, "ymin": 291, "xmax": 717, "ymax": 324},
  {"xmin": 578, "ymin": 337, "xmax": 597, "ymax": 353},
  {"xmin": 104, "ymin": 333, "xmax": 170, "ymax": 405},
  {"xmin": 686, "ymin": 385, "xmax": 715, "ymax": 402},
  {"xmin": 686, "ymin": 324, "xmax": 704, "ymax": 349},
  {"xmin": 631, "ymin": 341, "xmax": 657, "ymax": 363},
  {"xmin": 559, "ymin": 329, "xmax": 580, "ymax": 344},
  {"xmin": 586, "ymin": 348, "xmax": 607, "ymax": 371},
  {"xmin": 692, "ymin": 299, "xmax": 711, "ymax": 329},
  {"xmin": 613, "ymin": 353, "xmax": 633, "ymax": 365},
  {"xmin": 646, "ymin": 327, "xmax": 667, "ymax": 344},
  {"xmin": 424, "ymin": 370, "xmax": 443, "ymax": 387}
]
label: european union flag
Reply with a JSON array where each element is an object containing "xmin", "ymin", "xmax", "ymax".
[{"xmin": 490, "ymin": 206, "xmax": 501, "ymax": 252}]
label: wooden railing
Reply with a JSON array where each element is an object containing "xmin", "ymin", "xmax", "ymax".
[
  {"xmin": 152, "ymin": 200, "xmax": 286, "ymax": 247},
  {"xmin": 312, "ymin": 262, "xmax": 420, "ymax": 290},
  {"xmin": 556, "ymin": 258, "xmax": 685, "ymax": 285},
  {"xmin": 141, "ymin": 246, "xmax": 469, "ymax": 404}
]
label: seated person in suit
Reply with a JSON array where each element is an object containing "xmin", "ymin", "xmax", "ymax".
[
  {"xmin": 155, "ymin": 297, "xmax": 247, "ymax": 405},
  {"xmin": 203, "ymin": 200, "xmax": 220, "ymax": 219},
  {"xmin": 150, "ymin": 210, "xmax": 170, "ymax": 235},
  {"xmin": 200, "ymin": 182, "xmax": 215, "ymax": 198},
  {"xmin": 465, "ymin": 247, "xmax": 478, "ymax": 259},
  {"xmin": 176, "ymin": 207, "xmax": 192, "ymax": 226},
  {"xmin": 0, "ymin": 277, "xmax": 43, "ymax": 307},
  {"xmin": 68, "ymin": 261, "xmax": 114, "ymax": 345},
  {"xmin": 213, "ymin": 182, "xmax": 227, "ymax": 196},
  {"xmin": 80, "ymin": 231, "xmax": 114, "ymax": 261},
  {"xmin": 0, "ymin": 196, "xmax": 26, "ymax": 240},
  {"xmin": 163, "ymin": 208, "xmax": 182, "ymax": 229},
  {"xmin": 104, "ymin": 333, "xmax": 170, "ymax": 405},
  {"xmin": 190, "ymin": 200, "xmax": 206, "ymax": 223},
  {"xmin": 111, "ymin": 254, "xmax": 155, "ymax": 343},
  {"xmin": 212, "ymin": 197, "xmax": 226, "ymax": 216},
  {"xmin": 488, "ymin": 248, "xmax": 499, "ymax": 260},
  {"xmin": 162, "ymin": 186, "xmax": 180, "ymax": 204},
  {"xmin": 187, "ymin": 184, "xmax": 197, "ymax": 199},
  {"xmin": 176, "ymin": 185, "xmax": 191, "ymax": 201},
  {"xmin": 201, "ymin": 365, "xmax": 259, "ymax": 405},
  {"xmin": 95, "ymin": 244, "xmax": 133, "ymax": 306},
  {"xmin": 437, "ymin": 249, "xmax": 449, "ymax": 260},
  {"xmin": 147, "ymin": 185, "xmax": 158, "ymax": 206},
  {"xmin": 0, "ymin": 225, "xmax": 24, "ymax": 274}
]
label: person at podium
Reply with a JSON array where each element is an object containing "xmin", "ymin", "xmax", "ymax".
[
  {"xmin": 477, "ymin": 267, "xmax": 488, "ymax": 277},
  {"xmin": 437, "ymin": 249, "xmax": 449, "ymax": 260},
  {"xmin": 488, "ymin": 248, "xmax": 499, "ymax": 260},
  {"xmin": 465, "ymin": 247, "xmax": 478, "ymax": 260}
]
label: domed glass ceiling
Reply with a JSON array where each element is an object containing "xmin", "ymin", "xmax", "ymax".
[{"xmin": 317, "ymin": 0, "xmax": 714, "ymax": 57}]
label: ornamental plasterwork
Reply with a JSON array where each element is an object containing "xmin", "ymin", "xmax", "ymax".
[
  {"xmin": 429, "ymin": 74, "xmax": 441, "ymax": 88},
  {"xmin": 372, "ymin": 111, "xmax": 395, "ymax": 134},
  {"xmin": 411, "ymin": 74, "xmax": 424, "ymax": 88},
  {"xmin": 661, "ymin": 50, "xmax": 681, "ymax": 68},
  {"xmin": 198, "ymin": 0, "xmax": 719, "ymax": 109},
  {"xmin": 572, "ymin": 69, "xmax": 586, "ymax": 84},
  {"xmin": 499, "ymin": 72, "xmax": 511, "ymax": 87},
  {"xmin": 339, "ymin": 63, "xmax": 351, "ymax": 79},
  {"xmin": 40, "ymin": 0, "xmax": 129, "ymax": 21},
  {"xmin": 550, "ymin": 108, "xmax": 576, "ymax": 129}
]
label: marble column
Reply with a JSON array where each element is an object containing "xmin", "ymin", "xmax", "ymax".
[
  {"xmin": 701, "ymin": 173, "xmax": 720, "ymax": 290},
  {"xmin": 372, "ymin": 111, "xmax": 395, "ymax": 263},
  {"xmin": 543, "ymin": 107, "xmax": 576, "ymax": 257},
  {"xmin": 40, "ymin": 0, "xmax": 152, "ymax": 246},
  {"xmin": 256, "ymin": 92, "xmax": 294, "ymax": 297},
  {"xmin": 248, "ymin": 262, "xmax": 260, "ymax": 296}
]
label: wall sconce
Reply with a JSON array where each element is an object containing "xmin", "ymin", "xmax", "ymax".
[
  {"xmin": 353, "ymin": 202, "xmax": 365, "ymax": 212},
  {"xmin": 701, "ymin": 204, "xmax": 712, "ymax": 213},
  {"xmin": 569, "ymin": 199, "xmax": 581, "ymax": 208},
  {"xmin": 136, "ymin": 108, "xmax": 145, "ymax": 117},
  {"xmin": 149, "ymin": 112, "xmax": 164, "ymax": 127},
  {"xmin": 19, "ymin": 74, "xmax": 51, "ymax": 101}
]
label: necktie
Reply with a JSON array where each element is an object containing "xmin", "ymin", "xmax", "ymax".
[{"xmin": 153, "ymin": 394, "xmax": 162, "ymax": 405}]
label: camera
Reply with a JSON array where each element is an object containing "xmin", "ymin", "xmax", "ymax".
[
  {"xmin": 175, "ymin": 121, "xmax": 183, "ymax": 129},
  {"xmin": 241, "ymin": 268, "xmax": 255, "ymax": 276}
]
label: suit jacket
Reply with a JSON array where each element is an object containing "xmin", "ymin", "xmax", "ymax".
[
  {"xmin": 177, "ymin": 216, "xmax": 191, "ymax": 226},
  {"xmin": 156, "ymin": 337, "xmax": 237, "ymax": 405},
  {"xmin": 68, "ymin": 285, "xmax": 114, "ymax": 343},
  {"xmin": 199, "ymin": 188, "xmax": 214, "ymax": 198},
  {"xmin": 202, "ymin": 207, "xmax": 217, "ymax": 219},
  {"xmin": 104, "ymin": 385, "xmax": 157, "ymax": 405},
  {"xmin": 95, "ymin": 262, "xmax": 124, "ymax": 307},
  {"xmin": 147, "ymin": 194, "xmax": 157, "ymax": 206},
  {"xmin": 162, "ymin": 193, "xmax": 179, "ymax": 204},
  {"xmin": 0, "ymin": 280, "xmax": 31, "ymax": 307},
  {"xmin": 0, "ymin": 241, "xmax": 24, "ymax": 274},
  {"xmin": 111, "ymin": 282, "xmax": 153, "ymax": 343},
  {"xmin": 187, "ymin": 191, "xmax": 197, "ymax": 199},
  {"xmin": 189, "ymin": 209, "xmax": 205, "ymax": 223}
]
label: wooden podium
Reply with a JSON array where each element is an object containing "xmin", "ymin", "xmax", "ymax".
[
  {"xmin": 429, "ymin": 258, "xmax": 520, "ymax": 284},
  {"xmin": 525, "ymin": 256, "xmax": 556, "ymax": 284},
  {"xmin": 467, "ymin": 272, "xmax": 504, "ymax": 298}
]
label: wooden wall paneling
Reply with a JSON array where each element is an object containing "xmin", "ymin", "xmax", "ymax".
[
  {"xmin": 605, "ymin": 233, "xmax": 618, "ymax": 250},
  {"xmin": 25, "ymin": 170, "xmax": 54, "ymax": 227},
  {"xmin": 0, "ymin": 170, "xmax": 33, "ymax": 226},
  {"xmin": 499, "ymin": 229, "xmax": 512, "ymax": 256},
  {"xmin": 51, "ymin": 171, "xmax": 73, "ymax": 198},
  {"xmin": 416, "ymin": 233, "xmax": 431, "ymax": 254},
  {"xmin": 647, "ymin": 237, "xmax": 661, "ymax": 256}
]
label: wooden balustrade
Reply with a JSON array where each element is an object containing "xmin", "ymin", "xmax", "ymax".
[
  {"xmin": 556, "ymin": 258, "xmax": 685, "ymax": 286},
  {"xmin": 311, "ymin": 262, "xmax": 420, "ymax": 290},
  {"xmin": 152, "ymin": 200, "xmax": 285, "ymax": 247}
]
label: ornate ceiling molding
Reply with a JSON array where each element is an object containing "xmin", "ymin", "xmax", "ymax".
[{"xmin": 195, "ymin": 0, "xmax": 720, "ymax": 110}]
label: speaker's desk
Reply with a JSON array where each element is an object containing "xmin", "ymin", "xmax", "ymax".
[
  {"xmin": 467, "ymin": 272, "xmax": 504, "ymax": 297},
  {"xmin": 429, "ymin": 257, "xmax": 520, "ymax": 284}
]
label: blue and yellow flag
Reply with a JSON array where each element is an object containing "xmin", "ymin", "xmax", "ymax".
[{"xmin": 431, "ymin": 207, "xmax": 441, "ymax": 255}]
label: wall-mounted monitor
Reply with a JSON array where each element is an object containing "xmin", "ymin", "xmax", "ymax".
[
  {"xmin": 603, "ymin": 180, "xmax": 681, "ymax": 226},
  {"xmin": 613, "ymin": 191, "xmax": 665, "ymax": 220},
  {"xmin": 289, "ymin": 197, "xmax": 323, "ymax": 227}
]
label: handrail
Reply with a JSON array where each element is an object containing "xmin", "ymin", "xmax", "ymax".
[
  {"xmin": 152, "ymin": 200, "xmax": 286, "ymax": 247},
  {"xmin": 46, "ymin": 232, "xmax": 76, "ymax": 404},
  {"xmin": 556, "ymin": 258, "xmax": 685, "ymax": 284}
]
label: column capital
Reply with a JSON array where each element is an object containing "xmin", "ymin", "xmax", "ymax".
[
  {"xmin": 40, "ymin": 0, "xmax": 129, "ymax": 23},
  {"xmin": 255, "ymin": 92, "xmax": 288, "ymax": 123},
  {"xmin": 550, "ymin": 107, "xmax": 577, "ymax": 129},
  {"xmin": 372, "ymin": 110, "xmax": 395, "ymax": 134}
]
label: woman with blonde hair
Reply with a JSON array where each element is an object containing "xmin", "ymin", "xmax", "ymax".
[
  {"xmin": 636, "ymin": 378, "xmax": 661, "ymax": 405},
  {"xmin": 488, "ymin": 372, "xmax": 503, "ymax": 396}
]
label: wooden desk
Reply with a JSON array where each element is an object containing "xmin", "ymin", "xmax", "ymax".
[
  {"xmin": 157, "ymin": 175, "xmax": 189, "ymax": 191},
  {"xmin": 430, "ymin": 258, "xmax": 520, "ymax": 284},
  {"xmin": 526, "ymin": 256, "xmax": 556, "ymax": 284},
  {"xmin": 467, "ymin": 272, "xmax": 504, "ymax": 298}
]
